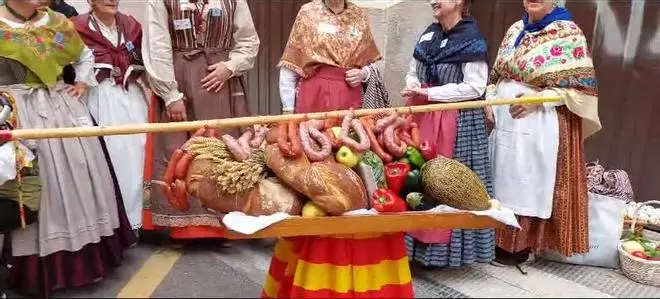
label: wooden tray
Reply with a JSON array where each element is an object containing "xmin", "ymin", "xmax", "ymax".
[{"xmin": 222, "ymin": 212, "xmax": 504, "ymax": 239}]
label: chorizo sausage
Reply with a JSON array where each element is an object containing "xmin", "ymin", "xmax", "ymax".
[
  {"xmin": 266, "ymin": 126, "xmax": 279, "ymax": 144},
  {"xmin": 360, "ymin": 118, "xmax": 393, "ymax": 163},
  {"xmin": 374, "ymin": 112, "xmax": 397, "ymax": 133},
  {"xmin": 164, "ymin": 149, "xmax": 184, "ymax": 184},
  {"xmin": 399, "ymin": 131, "xmax": 417, "ymax": 149},
  {"xmin": 277, "ymin": 123, "xmax": 292, "ymax": 156},
  {"xmin": 172, "ymin": 179, "xmax": 190, "ymax": 212},
  {"xmin": 300, "ymin": 120, "xmax": 331, "ymax": 161},
  {"xmin": 238, "ymin": 130, "xmax": 254, "ymax": 153},
  {"xmin": 288, "ymin": 121, "xmax": 303, "ymax": 156},
  {"xmin": 339, "ymin": 111, "xmax": 370, "ymax": 152},
  {"xmin": 174, "ymin": 152, "xmax": 194, "ymax": 180},
  {"xmin": 383, "ymin": 118, "xmax": 407, "ymax": 158},
  {"xmin": 308, "ymin": 125, "xmax": 332, "ymax": 161},
  {"xmin": 222, "ymin": 134, "xmax": 250, "ymax": 161},
  {"xmin": 410, "ymin": 122, "xmax": 421, "ymax": 147},
  {"xmin": 192, "ymin": 127, "xmax": 207, "ymax": 137},
  {"xmin": 250, "ymin": 126, "xmax": 268, "ymax": 148},
  {"xmin": 205, "ymin": 128, "xmax": 217, "ymax": 139}
]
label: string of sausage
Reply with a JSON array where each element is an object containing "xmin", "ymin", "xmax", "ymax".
[
  {"xmin": 339, "ymin": 109, "xmax": 370, "ymax": 152},
  {"xmin": 300, "ymin": 119, "xmax": 332, "ymax": 161}
]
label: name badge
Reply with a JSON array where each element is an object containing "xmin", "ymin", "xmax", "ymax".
[
  {"xmin": 419, "ymin": 32, "xmax": 434, "ymax": 43},
  {"xmin": 210, "ymin": 7, "xmax": 223, "ymax": 17},
  {"xmin": 179, "ymin": 0, "xmax": 191, "ymax": 10},
  {"xmin": 76, "ymin": 116, "xmax": 94, "ymax": 128},
  {"xmin": 317, "ymin": 22, "xmax": 338, "ymax": 35},
  {"xmin": 440, "ymin": 39, "xmax": 448, "ymax": 48},
  {"xmin": 173, "ymin": 18, "xmax": 192, "ymax": 31},
  {"xmin": 125, "ymin": 41, "xmax": 135, "ymax": 51}
]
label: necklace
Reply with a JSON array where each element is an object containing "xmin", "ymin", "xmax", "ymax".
[{"xmin": 4, "ymin": 4, "xmax": 39, "ymax": 23}]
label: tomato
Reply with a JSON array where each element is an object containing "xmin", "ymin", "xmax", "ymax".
[{"xmin": 631, "ymin": 251, "xmax": 649, "ymax": 260}]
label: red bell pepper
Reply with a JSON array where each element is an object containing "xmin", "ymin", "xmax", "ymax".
[
  {"xmin": 420, "ymin": 141, "xmax": 437, "ymax": 161},
  {"xmin": 384, "ymin": 162, "xmax": 410, "ymax": 194},
  {"xmin": 632, "ymin": 251, "xmax": 649, "ymax": 260},
  {"xmin": 371, "ymin": 189, "xmax": 408, "ymax": 213}
]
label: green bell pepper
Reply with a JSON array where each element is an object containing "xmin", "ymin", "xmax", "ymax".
[{"xmin": 405, "ymin": 146, "xmax": 425, "ymax": 169}]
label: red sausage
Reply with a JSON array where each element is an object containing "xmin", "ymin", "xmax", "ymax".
[
  {"xmin": 399, "ymin": 131, "xmax": 417, "ymax": 149},
  {"xmin": 360, "ymin": 118, "xmax": 392, "ymax": 163},
  {"xmin": 174, "ymin": 152, "xmax": 194, "ymax": 180},
  {"xmin": 164, "ymin": 149, "xmax": 184, "ymax": 184},
  {"xmin": 374, "ymin": 112, "xmax": 397, "ymax": 133},
  {"xmin": 410, "ymin": 122, "xmax": 421, "ymax": 147},
  {"xmin": 277, "ymin": 123, "xmax": 293, "ymax": 156},
  {"xmin": 222, "ymin": 134, "xmax": 250, "ymax": 161},
  {"xmin": 172, "ymin": 180, "xmax": 190, "ymax": 212},
  {"xmin": 383, "ymin": 118, "xmax": 407, "ymax": 157},
  {"xmin": 205, "ymin": 128, "xmax": 217, "ymax": 138},
  {"xmin": 288, "ymin": 121, "xmax": 303, "ymax": 156},
  {"xmin": 192, "ymin": 127, "xmax": 207, "ymax": 137}
]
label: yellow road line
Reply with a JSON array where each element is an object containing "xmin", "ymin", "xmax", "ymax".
[{"xmin": 117, "ymin": 248, "xmax": 183, "ymax": 298}]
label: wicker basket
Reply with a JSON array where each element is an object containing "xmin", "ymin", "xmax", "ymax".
[{"xmin": 618, "ymin": 200, "xmax": 660, "ymax": 286}]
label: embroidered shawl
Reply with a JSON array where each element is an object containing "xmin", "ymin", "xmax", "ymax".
[
  {"xmin": 489, "ymin": 20, "xmax": 601, "ymax": 137},
  {"xmin": 0, "ymin": 8, "xmax": 84, "ymax": 88},
  {"xmin": 279, "ymin": 0, "xmax": 382, "ymax": 77}
]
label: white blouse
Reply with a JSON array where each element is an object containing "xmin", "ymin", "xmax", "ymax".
[{"xmin": 405, "ymin": 59, "xmax": 488, "ymax": 102}]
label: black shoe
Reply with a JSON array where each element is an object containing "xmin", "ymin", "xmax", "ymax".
[{"xmin": 491, "ymin": 247, "xmax": 531, "ymax": 275}]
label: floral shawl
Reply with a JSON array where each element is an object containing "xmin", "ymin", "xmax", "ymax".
[
  {"xmin": 489, "ymin": 20, "xmax": 601, "ymax": 137},
  {"xmin": 279, "ymin": 0, "xmax": 382, "ymax": 78}
]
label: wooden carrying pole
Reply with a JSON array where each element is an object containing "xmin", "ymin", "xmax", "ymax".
[{"xmin": 0, "ymin": 96, "xmax": 559, "ymax": 141}]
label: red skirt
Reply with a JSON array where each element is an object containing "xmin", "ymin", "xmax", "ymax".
[
  {"xmin": 295, "ymin": 66, "xmax": 362, "ymax": 113},
  {"xmin": 262, "ymin": 234, "xmax": 413, "ymax": 298}
]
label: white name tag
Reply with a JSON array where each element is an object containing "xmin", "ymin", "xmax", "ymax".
[
  {"xmin": 211, "ymin": 7, "xmax": 223, "ymax": 17},
  {"xmin": 173, "ymin": 18, "xmax": 192, "ymax": 31},
  {"xmin": 76, "ymin": 116, "xmax": 93, "ymax": 128},
  {"xmin": 317, "ymin": 22, "xmax": 338, "ymax": 35},
  {"xmin": 179, "ymin": 0, "xmax": 191, "ymax": 10},
  {"xmin": 419, "ymin": 32, "xmax": 434, "ymax": 43},
  {"xmin": 440, "ymin": 39, "xmax": 448, "ymax": 48}
]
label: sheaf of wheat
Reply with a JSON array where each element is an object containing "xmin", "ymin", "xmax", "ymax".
[{"xmin": 184, "ymin": 137, "xmax": 265, "ymax": 194}]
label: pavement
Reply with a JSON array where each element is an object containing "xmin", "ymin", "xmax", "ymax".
[{"xmin": 3, "ymin": 233, "xmax": 660, "ymax": 298}]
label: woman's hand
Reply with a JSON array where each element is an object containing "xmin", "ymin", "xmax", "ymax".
[
  {"xmin": 509, "ymin": 92, "xmax": 541, "ymax": 119},
  {"xmin": 345, "ymin": 68, "xmax": 367, "ymax": 88},
  {"xmin": 201, "ymin": 62, "xmax": 233, "ymax": 93},
  {"xmin": 60, "ymin": 82, "xmax": 88, "ymax": 99},
  {"xmin": 166, "ymin": 99, "xmax": 188, "ymax": 122},
  {"xmin": 400, "ymin": 87, "xmax": 428, "ymax": 99}
]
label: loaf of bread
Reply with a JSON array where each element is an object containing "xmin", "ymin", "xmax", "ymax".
[
  {"xmin": 265, "ymin": 144, "xmax": 367, "ymax": 215},
  {"xmin": 185, "ymin": 159, "xmax": 303, "ymax": 216}
]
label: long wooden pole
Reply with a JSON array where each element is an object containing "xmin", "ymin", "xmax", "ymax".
[{"xmin": 0, "ymin": 96, "xmax": 559, "ymax": 141}]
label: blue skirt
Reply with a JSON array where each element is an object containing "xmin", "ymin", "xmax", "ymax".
[{"xmin": 406, "ymin": 229, "xmax": 496, "ymax": 267}]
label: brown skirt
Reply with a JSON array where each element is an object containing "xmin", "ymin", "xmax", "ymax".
[
  {"xmin": 496, "ymin": 106, "xmax": 589, "ymax": 257},
  {"xmin": 148, "ymin": 49, "xmax": 250, "ymax": 228}
]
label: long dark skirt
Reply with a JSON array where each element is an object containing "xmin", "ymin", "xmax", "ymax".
[{"xmin": 2, "ymin": 136, "xmax": 137, "ymax": 298}]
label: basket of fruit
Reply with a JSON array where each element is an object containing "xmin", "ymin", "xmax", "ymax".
[{"xmin": 619, "ymin": 200, "xmax": 660, "ymax": 286}]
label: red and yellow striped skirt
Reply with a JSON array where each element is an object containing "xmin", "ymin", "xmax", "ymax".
[{"xmin": 262, "ymin": 233, "xmax": 413, "ymax": 298}]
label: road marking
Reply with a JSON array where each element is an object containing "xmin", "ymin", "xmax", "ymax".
[{"xmin": 117, "ymin": 248, "xmax": 183, "ymax": 298}]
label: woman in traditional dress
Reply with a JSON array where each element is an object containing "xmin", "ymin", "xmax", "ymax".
[
  {"xmin": 0, "ymin": 0, "xmax": 136, "ymax": 296},
  {"xmin": 487, "ymin": 0, "xmax": 601, "ymax": 266},
  {"xmin": 263, "ymin": 1, "xmax": 410, "ymax": 298},
  {"xmin": 72, "ymin": 0, "xmax": 149, "ymax": 233},
  {"xmin": 400, "ymin": 0, "xmax": 496, "ymax": 268},
  {"xmin": 141, "ymin": 0, "xmax": 259, "ymax": 242}
]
